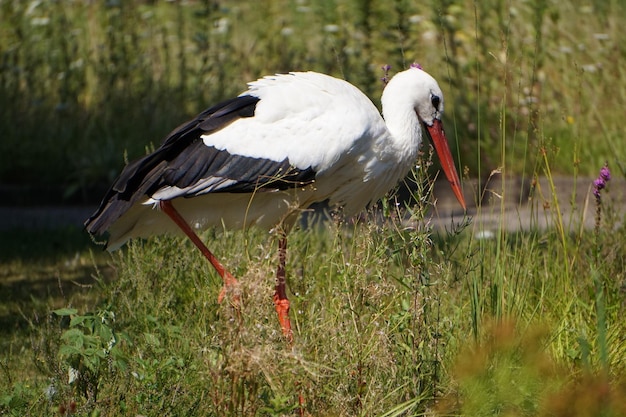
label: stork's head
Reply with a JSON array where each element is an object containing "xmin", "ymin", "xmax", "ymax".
[{"xmin": 382, "ymin": 66, "xmax": 466, "ymax": 210}]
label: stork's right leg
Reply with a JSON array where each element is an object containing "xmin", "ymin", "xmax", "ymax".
[
  {"xmin": 159, "ymin": 200, "xmax": 238, "ymax": 301},
  {"xmin": 274, "ymin": 234, "xmax": 293, "ymax": 342}
]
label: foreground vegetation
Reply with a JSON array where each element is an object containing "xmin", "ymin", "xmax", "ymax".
[
  {"xmin": 2, "ymin": 0, "xmax": 626, "ymax": 415},
  {"xmin": 2, "ymin": 164, "xmax": 626, "ymax": 416}
]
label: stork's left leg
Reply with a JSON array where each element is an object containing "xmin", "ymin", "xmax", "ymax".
[
  {"xmin": 274, "ymin": 233, "xmax": 293, "ymax": 341},
  {"xmin": 159, "ymin": 200, "xmax": 238, "ymax": 301}
]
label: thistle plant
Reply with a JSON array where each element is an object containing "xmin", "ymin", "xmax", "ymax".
[
  {"xmin": 593, "ymin": 164, "xmax": 611, "ymax": 199},
  {"xmin": 593, "ymin": 163, "xmax": 611, "ymax": 237},
  {"xmin": 591, "ymin": 162, "xmax": 611, "ymax": 372}
]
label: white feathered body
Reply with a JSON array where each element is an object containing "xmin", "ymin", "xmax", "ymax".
[{"xmin": 87, "ymin": 70, "xmax": 437, "ymax": 249}]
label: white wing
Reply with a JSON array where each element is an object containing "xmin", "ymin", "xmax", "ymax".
[{"xmin": 202, "ymin": 72, "xmax": 387, "ymax": 173}]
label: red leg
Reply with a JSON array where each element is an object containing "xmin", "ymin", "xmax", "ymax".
[
  {"xmin": 275, "ymin": 235, "xmax": 305, "ymax": 413},
  {"xmin": 274, "ymin": 234, "xmax": 293, "ymax": 342},
  {"xmin": 159, "ymin": 200, "xmax": 237, "ymax": 301},
  {"xmin": 162, "ymin": 202, "xmax": 301, "ymax": 411}
]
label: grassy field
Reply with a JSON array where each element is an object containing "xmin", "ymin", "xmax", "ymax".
[
  {"xmin": 2, "ymin": 0, "xmax": 626, "ymax": 416},
  {"xmin": 2, "ymin": 175, "xmax": 626, "ymax": 416}
]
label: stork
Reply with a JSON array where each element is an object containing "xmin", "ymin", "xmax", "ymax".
[{"xmin": 85, "ymin": 66, "xmax": 467, "ymax": 340}]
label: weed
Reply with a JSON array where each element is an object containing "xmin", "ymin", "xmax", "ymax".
[{"xmin": 53, "ymin": 307, "xmax": 130, "ymax": 404}]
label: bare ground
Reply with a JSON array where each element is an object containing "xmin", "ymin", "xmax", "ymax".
[{"xmin": 0, "ymin": 175, "xmax": 623, "ymax": 233}]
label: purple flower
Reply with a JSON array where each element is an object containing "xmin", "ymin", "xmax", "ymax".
[
  {"xmin": 600, "ymin": 165, "xmax": 611, "ymax": 182},
  {"xmin": 410, "ymin": 62, "xmax": 423, "ymax": 70},
  {"xmin": 593, "ymin": 179, "xmax": 605, "ymax": 198},
  {"xmin": 381, "ymin": 64, "xmax": 392, "ymax": 84},
  {"xmin": 593, "ymin": 163, "xmax": 610, "ymax": 200},
  {"xmin": 593, "ymin": 163, "xmax": 611, "ymax": 234}
]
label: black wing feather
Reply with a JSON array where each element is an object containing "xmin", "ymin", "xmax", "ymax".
[{"xmin": 85, "ymin": 94, "xmax": 316, "ymax": 236}]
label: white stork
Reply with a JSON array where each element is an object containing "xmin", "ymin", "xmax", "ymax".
[{"xmin": 85, "ymin": 67, "xmax": 467, "ymax": 340}]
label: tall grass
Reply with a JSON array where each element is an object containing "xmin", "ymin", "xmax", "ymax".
[
  {"xmin": 2, "ymin": 0, "xmax": 626, "ymax": 416},
  {"xmin": 3, "ymin": 165, "xmax": 625, "ymax": 415},
  {"xmin": 1, "ymin": 0, "xmax": 625, "ymax": 195}
]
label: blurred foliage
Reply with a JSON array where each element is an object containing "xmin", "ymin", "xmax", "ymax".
[
  {"xmin": 437, "ymin": 320, "xmax": 626, "ymax": 417},
  {"xmin": 1, "ymin": 0, "xmax": 625, "ymax": 201}
]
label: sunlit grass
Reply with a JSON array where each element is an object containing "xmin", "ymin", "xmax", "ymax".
[
  {"xmin": 2, "ymin": 0, "xmax": 626, "ymax": 415},
  {"xmin": 2, "ymin": 167, "xmax": 625, "ymax": 415}
]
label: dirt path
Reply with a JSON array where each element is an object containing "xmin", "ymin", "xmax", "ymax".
[
  {"xmin": 428, "ymin": 175, "xmax": 625, "ymax": 234},
  {"xmin": 0, "ymin": 176, "xmax": 623, "ymax": 233}
]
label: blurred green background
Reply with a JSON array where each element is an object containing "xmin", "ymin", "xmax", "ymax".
[{"xmin": 1, "ymin": 0, "xmax": 624, "ymax": 204}]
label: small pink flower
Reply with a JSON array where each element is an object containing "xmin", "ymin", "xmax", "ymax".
[
  {"xmin": 600, "ymin": 165, "xmax": 611, "ymax": 182},
  {"xmin": 593, "ymin": 163, "xmax": 610, "ymax": 200}
]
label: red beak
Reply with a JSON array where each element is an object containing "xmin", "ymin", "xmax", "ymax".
[{"xmin": 425, "ymin": 119, "xmax": 466, "ymax": 210}]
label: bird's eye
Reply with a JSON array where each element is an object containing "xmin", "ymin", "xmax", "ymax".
[{"xmin": 431, "ymin": 95, "xmax": 440, "ymax": 109}]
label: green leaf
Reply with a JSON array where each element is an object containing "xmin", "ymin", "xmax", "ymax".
[
  {"xmin": 143, "ymin": 333, "xmax": 161, "ymax": 347},
  {"xmin": 99, "ymin": 325, "xmax": 113, "ymax": 342},
  {"xmin": 58, "ymin": 344, "xmax": 81, "ymax": 357},
  {"xmin": 60, "ymin": 329, "xmax": 86, "ymax": 350},
  {"xmin": 69, "ymin": 315, "xmax": 87, "ymax": 327},
  {"xmin": 112, "ymin": 354, "xmax": 129, "ymax": 371},
  {"xmin": 53, "ymin": 308, "xmax": 78, "ymax": 316}
]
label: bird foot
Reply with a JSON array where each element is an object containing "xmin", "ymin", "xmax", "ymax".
[
  {"xmin": 217, "ymin": 272, "xmax": 240, "ymax": 305},
  {"xmin": 273, "ymin": 295, "xmax": 293, "ymax": 342}
]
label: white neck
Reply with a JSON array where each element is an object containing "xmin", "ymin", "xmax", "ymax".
[{"xmin": 380, "ymin": 79, "xmax": 423, "ymax": 162}]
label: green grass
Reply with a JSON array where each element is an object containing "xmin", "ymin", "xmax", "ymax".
[
  {"xmin": 0, "ymin": 227, "xmax": 112, "ymax": 382},
  {"xmin": 2, "ymin": 166, "xmax": 626, "ymax": 415},
  {"xmin": 2, "ymin": 0, "xmax": 626, "ymax": 415}
]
